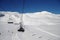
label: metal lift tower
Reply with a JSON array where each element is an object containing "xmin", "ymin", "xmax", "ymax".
[{"xmin": 18, "ymin": 0, "xmax": 25, "ymax": 32}]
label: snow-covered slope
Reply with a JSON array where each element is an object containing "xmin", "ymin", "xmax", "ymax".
[
  {"xmin": 23, "ymin": 11, "xmax": 60, "ymax": 38},
  {"xmin": 0, "ymin": 11, "xmax": 21, "ymax": 23},
  {"xmin": 23, "ymin": 11, "xmax": 60, "ymax": 25},
  {"xmin": 0, "ymin": 11, "xmax": 60, "ymax": 25},
  {"xmin": 0, "ymin": 11, "xmax": 60, "ymax": 40}
]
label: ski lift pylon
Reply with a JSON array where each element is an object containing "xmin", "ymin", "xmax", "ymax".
[{"xmin": 18, "ymin": 22, "xmax": 25, "ymax": 32}]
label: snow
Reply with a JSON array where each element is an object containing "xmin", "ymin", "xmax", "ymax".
[
  {"xmin": 0, "ymin": 11, "xmax": 60, "ymax": 40},
  {"xmin": 0, "ymin": 11, "xmax": 21, "ymax": 23}
]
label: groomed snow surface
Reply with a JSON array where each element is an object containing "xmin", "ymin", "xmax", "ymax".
[{"xmin": 0, "ymin": 11, "xmax": 60, "ymax": 40}]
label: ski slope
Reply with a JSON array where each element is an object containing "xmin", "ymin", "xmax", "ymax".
[{"xmin": 0, "ymin": 11, "xmax": 60, "ymax": 40}]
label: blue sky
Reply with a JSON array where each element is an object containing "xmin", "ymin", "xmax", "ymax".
[{"xmin": 0, "ymin": 0, "xmax": 60, "ymax": 14}]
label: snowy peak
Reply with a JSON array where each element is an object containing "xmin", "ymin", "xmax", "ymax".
[
  {"xmin": 23, "ymin": 11, "xmax": 60, "ymax": 25},
  {"xmin": 35, "ymin": 11, "xmax": 55, "ymax": 16},
  {"xmin": 25, "ymin": 11, "xmax": 55, "ymax": 18},
  {"xmin": 40, "ymin": 11, "xmax": 53, "ymax": 15}
]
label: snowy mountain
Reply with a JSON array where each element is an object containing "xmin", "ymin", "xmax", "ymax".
[
  {"xmin": 0, "ymin": 11, "xmax": 21, "ymax": 23},
  {"xmin": 0, "ymin": 11, "xmax": 60, "ymax": 40},
  {"xmin": 23, "ymin": 11, "xmax": 60, "ymax": 25},
  {"xmin": 0, "ymin": 11, "xmax": 60, "ymax": 24}
]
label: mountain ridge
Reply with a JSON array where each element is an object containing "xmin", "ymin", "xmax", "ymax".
[{"xmin": 0, "ymin": 11, "xmax": 60, "ymax": 24}]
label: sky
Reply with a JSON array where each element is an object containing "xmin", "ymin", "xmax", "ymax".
[{"xmin": 0, "ymin": 0, "xmax": 60, "ymax": 14}]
